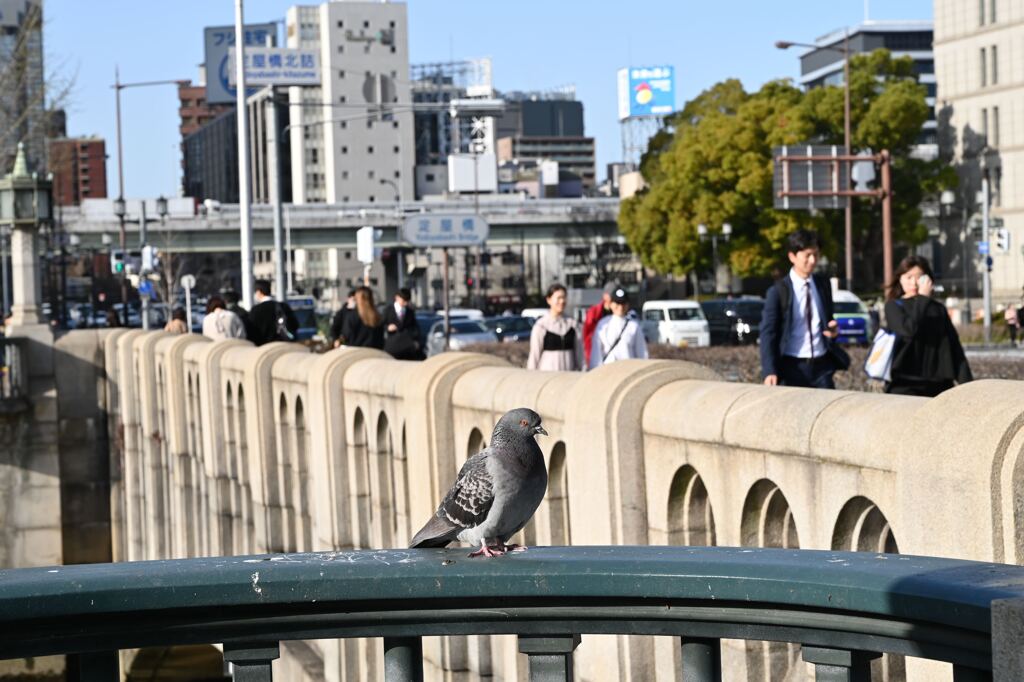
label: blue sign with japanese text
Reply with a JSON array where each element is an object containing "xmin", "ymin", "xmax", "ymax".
[
  {"xmin": 402, "ymin": 214, "xmax": 490, "ymax": 247},
  {"xmin": 204, "ymin": 23, "xmax": 277, "ymax": 104},
  {"xmin": 617, "ymin": 65, "xmax": 676, "ymax": 120}
]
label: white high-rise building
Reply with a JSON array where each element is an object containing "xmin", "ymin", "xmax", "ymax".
[
  {"xmin": 286, "ymin": 1, "xmax": 415, "ymax": 204},
  {"xmin": 934, "ymin": 0, "xmax": 1023, "ymax": 298}
]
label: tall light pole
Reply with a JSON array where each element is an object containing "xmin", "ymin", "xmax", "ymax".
[
  {"xmin": 112, "ymin": 69, "xmax": 183, "ymax": 325},
  {"xmin": 777, "ymin": 31, "xmax": 854, "ymax": 290},
  {"xmin": 234, "ymin": 0, "xmax": 255, "ymax": 309},
  {"xmin": 697, "ymin": 222, "xmax": 732, "ymax": 294}
]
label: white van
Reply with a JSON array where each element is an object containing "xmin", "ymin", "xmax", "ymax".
[{"xmin": 640, "ymin": 300, "xmax": 710, "ymax": 347}]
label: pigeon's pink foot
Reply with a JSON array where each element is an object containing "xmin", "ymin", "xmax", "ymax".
[{"xmin": 468, "ymin": 542, "xmax": 505, "ymax": 558}]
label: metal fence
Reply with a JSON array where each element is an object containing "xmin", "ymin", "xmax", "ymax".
[{"xmin": 1, "ymin": 546, "xmax": 1022, "ymax": 681}]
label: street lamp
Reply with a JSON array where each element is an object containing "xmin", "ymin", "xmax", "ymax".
[
  {"xmin": 777, "ymin": 30, "xmax": 854, "ymax": 291},
  {"xmin": 697, "ymin": 222, "xmax": 732, "ymax": 294},
  {"xmin": 112, "ymin": 195, "xmax": 128, "ymax": 325},
  {"xmin": 0, "ymin": 142, "xmax": 53, "ymax": 327}
]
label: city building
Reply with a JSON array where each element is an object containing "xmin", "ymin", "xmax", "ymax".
[
  {"xmin": 495, "ymin": 136, "xmax": 596, "ymax": 191},
  {"xmin": 934, "ymin": 0, "xmax": 1023, "ymax": 299},
  {"xmin": 177, "ymin": 79, "xmax": 232, "ymax": 140},
  {"xmin": 285, "ymin": 1, "xmax": 415, "ymax": 204},
  {"xmin": 48, "ymin": 137, "xmax": 108, "ymax": 206},
  {"xmin": 0, "ymin": 0, "xmax": 46, "ymax": 173},
  {"xmin": 798, "ymin": 21, "xmax": 936, "ymax": 149}
]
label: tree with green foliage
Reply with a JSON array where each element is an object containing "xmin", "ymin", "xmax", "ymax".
[{"xmin": 619, "ymin": 49, "xmax": 956, "ymax": 291}]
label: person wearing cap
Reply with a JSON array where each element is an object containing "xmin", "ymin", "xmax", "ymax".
[
  {"xmin": 589, "ymin": 287, "xmax": 648, "ymax": 369},
  {"xmin": 583, "ymin": 282, "xmax": 618, "ymax": 366}
]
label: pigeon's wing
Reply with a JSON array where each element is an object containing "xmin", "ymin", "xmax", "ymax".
[
  {"xmin": 409, "ymin": 450, "xmax": 494, "ymax": 548},
  {"xmin": 438, "ymin": 450, "xmax": 495, "ymax": 529}
]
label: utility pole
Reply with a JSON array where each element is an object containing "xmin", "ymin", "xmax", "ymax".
[
  {"xmin": 265, "ymin": 90, "xmax": 286, "ymax": 300},
  {"xmin": 982, "ymin": 168, "xmax": 992, "ymax": 345},
  {"xmin": 843, "ymin": 28, "xmax": 853, "ymax": 291},
  {"xmin": 234, "ymin": 0, "xmax": 254, "ymax": 309},
  {"xmin": 114, "ymin": 67, "xmax": 128, "ymax": 324}
]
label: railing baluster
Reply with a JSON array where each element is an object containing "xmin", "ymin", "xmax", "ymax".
[
  {"xmin": 518, "ymin": 634, "xmax": 581, "ymax": 682},
  {"xmin": 801, "ymin": 646, "xmax": 879, "ymax": 682},
  {"xmin": 223, "ymin": 642, "xmax": 280, "ymax": 682},
  {"xmin": 384, "ymin": 636, "xmax": 424, "ymax": 682},
  {"xmin": 951, "ymin": 665, "xmax": 992, "ymax": 681},
  {"xmin": 78, "ymin": 650, "xmax": 119, "ymax": 681},
  {"xmin": 681, "ymin": 637, "xmax": 721, "ymax": 681}
]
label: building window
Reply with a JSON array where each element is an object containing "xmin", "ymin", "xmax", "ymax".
[
  {"xmin": 992, "ymin": 106, "xmax": 1000, "ymax": 146},
  {"xmin": 394, "ymin": 170, "xmax": 400, "ymax": 178},
  {"xmin": 340, "ymin": 120, "xmax": 347, "ymax": 129},
  {"xmin": 392, "ymin": 121, "xmax": 399, "ymax": 129},
  {"xmin": 990, "ymin": 0, "xmax": 996, "ymax": 22},
  {"xmin": 991, "ymin": 45, "xmax": 998, "ymax": 84},
  {"xmin": 993, "ymin": 168, "xmax": 1002, "ymax": 206},
  {"xmin": 389, "ymin": 20, "xmax": 395, "ymax": 28},
  {"xmin": 338, "ymin": 45, "xmax": 344, "ymax": 54},
  {"xmin": 981, "ymin": 108, "xmax": 989, "ymax": 144},
  {"xmin": 369, "ymin": 195, "xmax": 375, "ymax": 202},
  {"xmin": 368, "ymin": 145, "xmax": 374, "ymax": 153},
  {"xmin": 310, "ymin": 148, "xmax": 318, "ymax": 164},
  {"xmin": 342, "ymin": 170, "xmax": 349, "ymax": 179},
  {"xmin": 980, "ymin": 47, "xmax": 987, "ymax": 87},
  {"xmin": 425, "ymin": 173, "xmax": 435, "ymax": 182},
  {"xmin": 341, "ymin": 146, "xmax": 348, "ymax": 154},
  {"xmin": 337, "ymin": 20, "xmax": 343, "ymax": 28},
  {"xmin": 368, "ymin": 170, "xmax": 375, "ymax": 179},
  {"xmin": 390, "ymin": 46, "xmax": 396, "ymax": 54},
  {"xmin": 979, "ymin": 0, "xmax": 986, "ymax": 24},
  {"xmin": 363, "ymin": 20, "xmax": 369, "ymax": 28},
  {"xmin": 393, "ymin": 145, "xmax": 400, "ymax": 153},
  {"xmin": 339, "ymin": 95, "xmax": 346, "ymax": 103},
  {"xmin": 338, "ymin": 69, "xmax": 345, "ymax": 79},
  {"xmin": 366, "ymin": 119, "xmax": 373, "ymax": 129},
  {"xmin": 342, "ymin": 196, "xmax": 349, "ymax": 203}
]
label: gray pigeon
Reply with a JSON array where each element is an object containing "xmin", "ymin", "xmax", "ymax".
[{"xmin": 410, "ymin": 408, "xmax": 548, "ymax": 557}]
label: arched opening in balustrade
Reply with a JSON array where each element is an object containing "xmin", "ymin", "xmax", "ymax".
[
  {"xmin": 181, "ymin": 372, "xmax": 201, "ymax": 557},
  {"xmin": 832, "ymin": 496, "xmax": 905, "ymax": 681},
  {"xmin": 267, "ymin": 392, "xmax": 289, "ymax": 553},
  {"xmin": 394, "ymin": 423, "xmax": 411, "ymax": 544},
  {"xmin": 293, "ymin": 397, "xmax": 312, "ymax": 552},
  {"xmin": 219, "ymin": 381, "xmax": 236, "ymax": 555},
  {"xmin": 350, "ymin": 407, "xmax": 372, "ymax": 548},
  {"xmin": 1013, "ymin": 446, "xmax": 1024, "ymax": 565},
  {"xmin": 374, "ymin": 412, "xmax": 396, "ymax": 548},
  {"xmin": 667, "ymin": 465, "xmax": 717, "ymax": 547},
  {"xmin": 153, "ymin": 362, "xmax": 171, "ymax": 555},
  {"xmin": 547, "ymin": 442, "xmax": 571, "ymax": 546},
  {"xmin": 236, "ymin": 384, "xmax": 253, "ymax": 553},
  {"xmin": 467, "ymin": 427, "xmax": 486, "ymax": 460},
  {"xmin": 741, "ymin": 479, "xmax": 800, "ymax": 682},
  {"xmin": 126, "ymin": 644, "xmax": 228, "ymax": 681}
]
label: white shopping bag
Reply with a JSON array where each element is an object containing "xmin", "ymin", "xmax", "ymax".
[{"xmin": 864, "ymin": 328, "xmax": 896, "ymax": 382}]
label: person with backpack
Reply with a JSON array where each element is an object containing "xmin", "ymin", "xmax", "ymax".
[
  {"xmin": 248, "ymin": 279, "xmax": 298, "ymax": 346},
  {"xmin": 759, "ymin": 229, "xmax": 849, "ymax": 389},
  {"xmin": 588, "ymin": 287, "xmax": 647, "ymax": 369}
]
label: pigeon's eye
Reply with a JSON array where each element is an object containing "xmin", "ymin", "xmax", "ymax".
[{"xmin": 520, "ymin": 419, "xmax": 529, "ymax": 427}]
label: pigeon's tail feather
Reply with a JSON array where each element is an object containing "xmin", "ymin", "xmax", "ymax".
[{"xmin": 409, "ymin": 515, "xmax": 461, "ymax": 548}]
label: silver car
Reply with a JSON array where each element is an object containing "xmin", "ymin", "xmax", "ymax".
[{"xmin": 425, "ymin": 319, "xmax": 499, "ymax": 356}]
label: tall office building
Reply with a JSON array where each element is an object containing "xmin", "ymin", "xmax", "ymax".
[
  {"xmin": 0, "ymin": 0, "xmax": 46, "ymax": 173},
  {"xmin": 286, "ymin": 1, "xmax": 415, "ymax": 204},
  {"xmin": 797, "ymin": 21, "xmax": 936, "ymax": 149},
  {"xmin": 934, "ymin": 0, "xmax": 1022, "ymax": 298},
  {"xmin": 48, "ymin": 137, "xmax": 107, "ymax": 206}
]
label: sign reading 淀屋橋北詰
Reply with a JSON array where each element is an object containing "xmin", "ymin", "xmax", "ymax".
[
  {"xmin": 617, "ymin": 65, "xmax": 675, "ymax": 121},
  {"xmin": 228, "ymin": 47, "xmax": 321, "ymax": 87},
  {"xmin": 402, "ymin": 215, "xmax": 489, "ymax": 248},
  {"xmin": 203, "ymin": 23, "xmax": 277, "ymax": 105}
]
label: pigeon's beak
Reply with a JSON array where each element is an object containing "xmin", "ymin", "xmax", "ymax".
[{"xmin": 534, "ymin": 425, "xmax": 548, "ymax": 436}]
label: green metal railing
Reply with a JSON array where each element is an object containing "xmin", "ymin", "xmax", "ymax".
[{"xmin": 1, "ymin": 546, "xmax": 1023, "ymax": 681}]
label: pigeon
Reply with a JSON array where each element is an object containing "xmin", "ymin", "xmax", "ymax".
[{"xmin": 410, "ymin": 408, "xmax": 548, "ymax": 558}]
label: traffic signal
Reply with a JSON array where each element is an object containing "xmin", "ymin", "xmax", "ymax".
[
  {"xmin": 141, "ymin": 245, "xmax": 159, "ymax": 273},
  {"xmin": 465, "ymin": 276, "xmax": 475, "ymax": 288},
  {"xmin": 110, "ymin": 249, "xmax": 125, "ymax": 275},
  {"xmin": 996, "ymin": 227, "xmax": 1011, "ymax": 253}
]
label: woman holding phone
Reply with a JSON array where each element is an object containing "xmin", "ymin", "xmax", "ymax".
[{"xmin": 883, "ymin": 255, "xmax": 972, "ymax": 396}]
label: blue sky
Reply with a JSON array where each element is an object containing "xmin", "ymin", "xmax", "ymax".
[{"xmin": 46, "ymin": 0, "xmax": 933, "ymax": 199}]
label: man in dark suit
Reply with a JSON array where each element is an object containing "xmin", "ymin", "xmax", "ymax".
[
  {"xmin": 248, "ymin": 279, "xmax": 299, "ymax": 346},
  {"xmin": 759, "ymin": 229, "xmax": 848, "ymax": 388},
  {"xmin": 382, "ymin": 288, "xmax": 423, "ymax": 360}
]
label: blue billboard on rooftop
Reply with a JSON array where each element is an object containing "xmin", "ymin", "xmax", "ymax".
[{"xmin": 617, "ymin": 66, "xmax": 676, "ymax": 120}]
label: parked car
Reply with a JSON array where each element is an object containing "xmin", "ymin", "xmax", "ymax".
[
  {"xmin": 484, "ymin": 316, "xmax": 535, "ymax": 343},
  {"xmin": 640, "ymin": 300, "xmax": 710, "ymax": 347},
  {"xmin": 519, "ymin": 308, "xmax": 548, "ymax": 320},
  {"xmin": 287, "ymin": 296, "xmax": 319, "ymax": 341},
  {"xmin": 701, "ymin": 298, "xmax": 765, "ymax": 345},
  {"xmin": 832, "ymin": 290, "xmax": 871, "ymax": 345},
  {"xmin": 425, "ymin": 319, "xmax": 498, "ymax": 356}
]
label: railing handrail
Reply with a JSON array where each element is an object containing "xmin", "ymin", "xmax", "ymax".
[{"xmin": 1, "ymin": 545, "xmax": 1022, "ymax": 671}]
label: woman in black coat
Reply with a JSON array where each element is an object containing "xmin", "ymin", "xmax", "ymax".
[
  {"xmin": 339, "ymin": 286, "xmax": 385, "ymax": 349},
  {"xmin": 883, "ymin": 255, "xmax": 972, "ymax": 397}
]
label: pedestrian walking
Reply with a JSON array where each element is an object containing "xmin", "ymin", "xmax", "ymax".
[
  {"xmin": 1005, "ymin": 303, "xmax": 1020, "ymax": 346},
  {"xmin": 248, "ymin": 279, "xmax": 298, "ymax": 346},
  {"xmin": 588, "ymin": 287, "xmax": 647, "ymax": 369},
  {"xmin": 382, "ymin": 288, "xmax": 423, "ymax": 360},
  {"xmin": 759, "ymin": 229, "xmax": 849, "ymax": 388},
  {"xmin": 202, "ymin": 295, "xmax": 247, "ymax": 341},
  {"xmin": 528, "ymin": 283, "xmax": 583, "ymax": 371},
  {"xmin": 330, "ymin": 289, "xmax": 357, "ymax": 349},
  {"xmin": 339, "ymin": 286, "xmax": 385, "ymax": 349},
  {"xmin": 163, "ymin": 308, "xmax": 188, "ymax": 334},
  {"xmin": 583, "ymin": 282, "xmax": 617, "ymax": 366},
  {"xmin": 222, "ymin": 289, "xmax": 252, "ymax": 339},
  {"xmin": 883, "ymin": 255, "xmax": 972, "ymax": 397}
]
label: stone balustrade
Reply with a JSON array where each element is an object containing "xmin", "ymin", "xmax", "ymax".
[{"xmin": 70, "ymin": 328, "xmax": 1024, "ymax": 681}]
